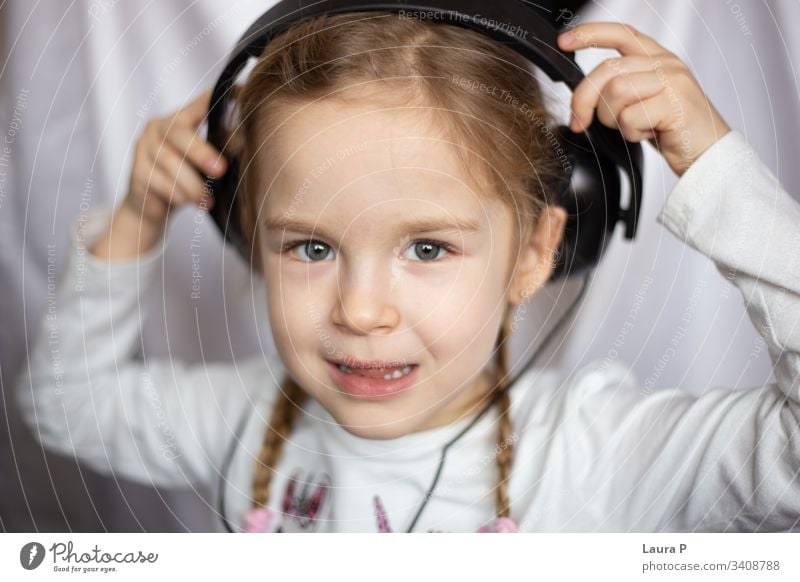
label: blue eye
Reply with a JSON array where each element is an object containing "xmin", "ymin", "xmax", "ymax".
[
  {"xmin": 404, "ymin": 240, "xmax": 453, "ymax": 262},
  {"xmin": 285, "ymin": 240, "xmax": 334, "ymax": 262},
  {"xmin": 282, "ymin": 239, "xmax": 454, "ymax": 263}
]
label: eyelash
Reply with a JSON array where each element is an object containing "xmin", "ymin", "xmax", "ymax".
[{"xmin": 280, "ymin": 238, "xmax": 457, "ymax": 263}]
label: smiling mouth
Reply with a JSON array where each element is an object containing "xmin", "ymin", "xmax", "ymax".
[
  {"xmin": 334, "ymin": 362, "xmax": 415, "ymax": 380},
  {"xmin": 326, "ymin": 360, "xmax": 420, "ymax": 399}
]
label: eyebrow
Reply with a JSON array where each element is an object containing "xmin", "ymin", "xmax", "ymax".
[{"xmin": 263, "ymin": 216, "xmax": 481, "ymax": 239}]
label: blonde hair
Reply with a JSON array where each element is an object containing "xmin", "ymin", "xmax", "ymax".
[{"xmin": 234, "ymin": 11, "xmax": 561, "ymax": 528}]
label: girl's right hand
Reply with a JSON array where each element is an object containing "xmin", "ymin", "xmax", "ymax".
[
  {"xmin": 125, "ymin": 88, "xmax": 227, "ymax": 225},
  {"xmin": 90, "ymin": 90, "xmax": 228, "ymax": 260}
]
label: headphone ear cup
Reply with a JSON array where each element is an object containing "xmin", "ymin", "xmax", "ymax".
[{"xmin": 550, "ymin": 125, "xmax": 621, "ymax": 280}]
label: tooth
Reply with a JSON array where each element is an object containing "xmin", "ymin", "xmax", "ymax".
[
  {"xmin": 382, "ymin": 366, "xmax": 413, "ymax": 380},
  {"xmin": 339, "ymin": 363, "xmax": 413, "ymax": 380}
]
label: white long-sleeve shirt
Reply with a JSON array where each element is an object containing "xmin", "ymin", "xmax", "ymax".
[{"xmin": 16, "ymin": 131, "xmax": 800, "ymax": 532}]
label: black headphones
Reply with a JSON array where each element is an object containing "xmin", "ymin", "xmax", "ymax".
[
  {"xmin": 206, "ymin": 1, "xmax": 646, "ymax": 531},
  {"xmin": 204, "ymin": 0, "xmax": 644, "ymax": 281}
]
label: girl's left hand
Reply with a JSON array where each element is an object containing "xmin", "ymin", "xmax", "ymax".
[{"xmin": 558, "ymin": 22, "xmax": 731, "ymax": 176}]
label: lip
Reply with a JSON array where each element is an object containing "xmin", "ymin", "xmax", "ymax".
[{"xmin": 326, "ymin": 360, "xmax": 419, "ymax": 399}]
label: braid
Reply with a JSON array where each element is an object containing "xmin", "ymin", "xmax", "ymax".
[
  {"xmin": 493, "ymin": 308, "xmax": 514, "ymax": 519},
  {"xmin": 250, "ymin": 312, "xmax": 516, "ymax": 519},
  {"xmin": 251, "ymin": 376, "xmax": 308, "ymax": 509}
]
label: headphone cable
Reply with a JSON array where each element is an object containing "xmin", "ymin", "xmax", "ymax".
[
  {"xmin": 404, "ymin": 271, "xmax": 594, "ymax": 532},
  {"xmin": 218, "ymin": 272, "xmax": 594, "ymax": 533}
]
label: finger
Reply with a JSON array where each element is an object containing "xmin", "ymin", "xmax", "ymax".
[
  {"xmin": 571, "ymin": 56, "xmax": 668, "ymax": 130},
  {"xmin": 130, "ymin": 161, "xmax": 185, "ymax": 210},
  {"xmin": 153, "ymin": 144, "xmax": 208, "ymax": 202},
  {"xmin": 558, "ymin": 22, "xmax": 670, "ymax": 58},
  {"xmin": 146, "ymin": 163, "xmax": 188, "ymax": 204},
  {"xmin": 124, "ymin": 186, "xmax": 171, "ymax": 224},
  {"xmin": 163, "ymin": 125, "xmax": 227, "ymax": 176},
  {"xmin": 613, "ymin": 94, "xmax": 670, "ymax": 142},
  {"xmin": 173, "ymin": 88, "xmax": 213, "ymax": 127},
  {"xmin": 595, "ymin": 71, "xmax": 667, "ymax": 131}
]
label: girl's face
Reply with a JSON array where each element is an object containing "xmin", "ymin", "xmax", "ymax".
[{"xmin": 255, "ymin": 95, "xmax": 564, "ymax": 439}]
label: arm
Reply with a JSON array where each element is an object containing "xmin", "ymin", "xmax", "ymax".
[
  {"xmin": 15, "ymin": 206, "xmax": 277, "ymax": 489},
  {"xmin": 15, "ymin": 90, "xmax": 275, "ymax": 490},
  {"xmin": 569, "ymin": 130, "xmax": 799, "ymax": 531},
  {"xmin": 556, "ymin": 23, "xmax": 799, "ymax": 531},
  {"xmin": 656, "ymin": 129, "xmax": 799, "ymax": 530}
]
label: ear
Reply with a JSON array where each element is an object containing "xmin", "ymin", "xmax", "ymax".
[{"xmin": 507, "ymin": 206, "xmax": 567, "ymax": 306}]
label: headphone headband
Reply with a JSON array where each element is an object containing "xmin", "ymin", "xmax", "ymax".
[{"xmin": 205, "ymin": 0, "xmax": 644, "ymax": 279}]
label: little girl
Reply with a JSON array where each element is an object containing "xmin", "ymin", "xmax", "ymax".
[{"xmin": 18, "ymin": 14, "xmax": 799, "ymax": 533}]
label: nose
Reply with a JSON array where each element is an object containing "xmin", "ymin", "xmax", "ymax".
[{"xmin": 331, "ymin": 259, "xmax": 400, "ymax": 334}]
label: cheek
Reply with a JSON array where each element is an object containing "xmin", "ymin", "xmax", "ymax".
[
  {"xmin": 410, "ymin": 263, "xmax": 507, "ymax": 360},
  {"xmin": 264, "ymin": 259, "xmax": 323, "ymax": 359}
]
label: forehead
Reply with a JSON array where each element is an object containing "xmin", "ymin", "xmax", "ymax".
[{"xmin": 254, "ymin": 97, "xmax": 507, "ymax": 226}]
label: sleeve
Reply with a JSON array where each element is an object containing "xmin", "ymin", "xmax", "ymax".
[
  {"xmin": 14, "ymin": 207, "xmax": 280, "ymax": 490},
  {"xmin": 569, "ymin": 130, "xmax": 800, "ymax": 532}
]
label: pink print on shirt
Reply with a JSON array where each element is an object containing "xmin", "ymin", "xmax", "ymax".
[
  {"xmin": 244, "ymin": 470, "xmax": 330, "ymax": 533},
  {"xmin": 243, "ymin": 469, "xmax": 518, "ymax": 533}
]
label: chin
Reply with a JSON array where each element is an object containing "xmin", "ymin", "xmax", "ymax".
[{"xmin": 340, "ymin": 422, "xmax": 412, "ymax": 441}]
